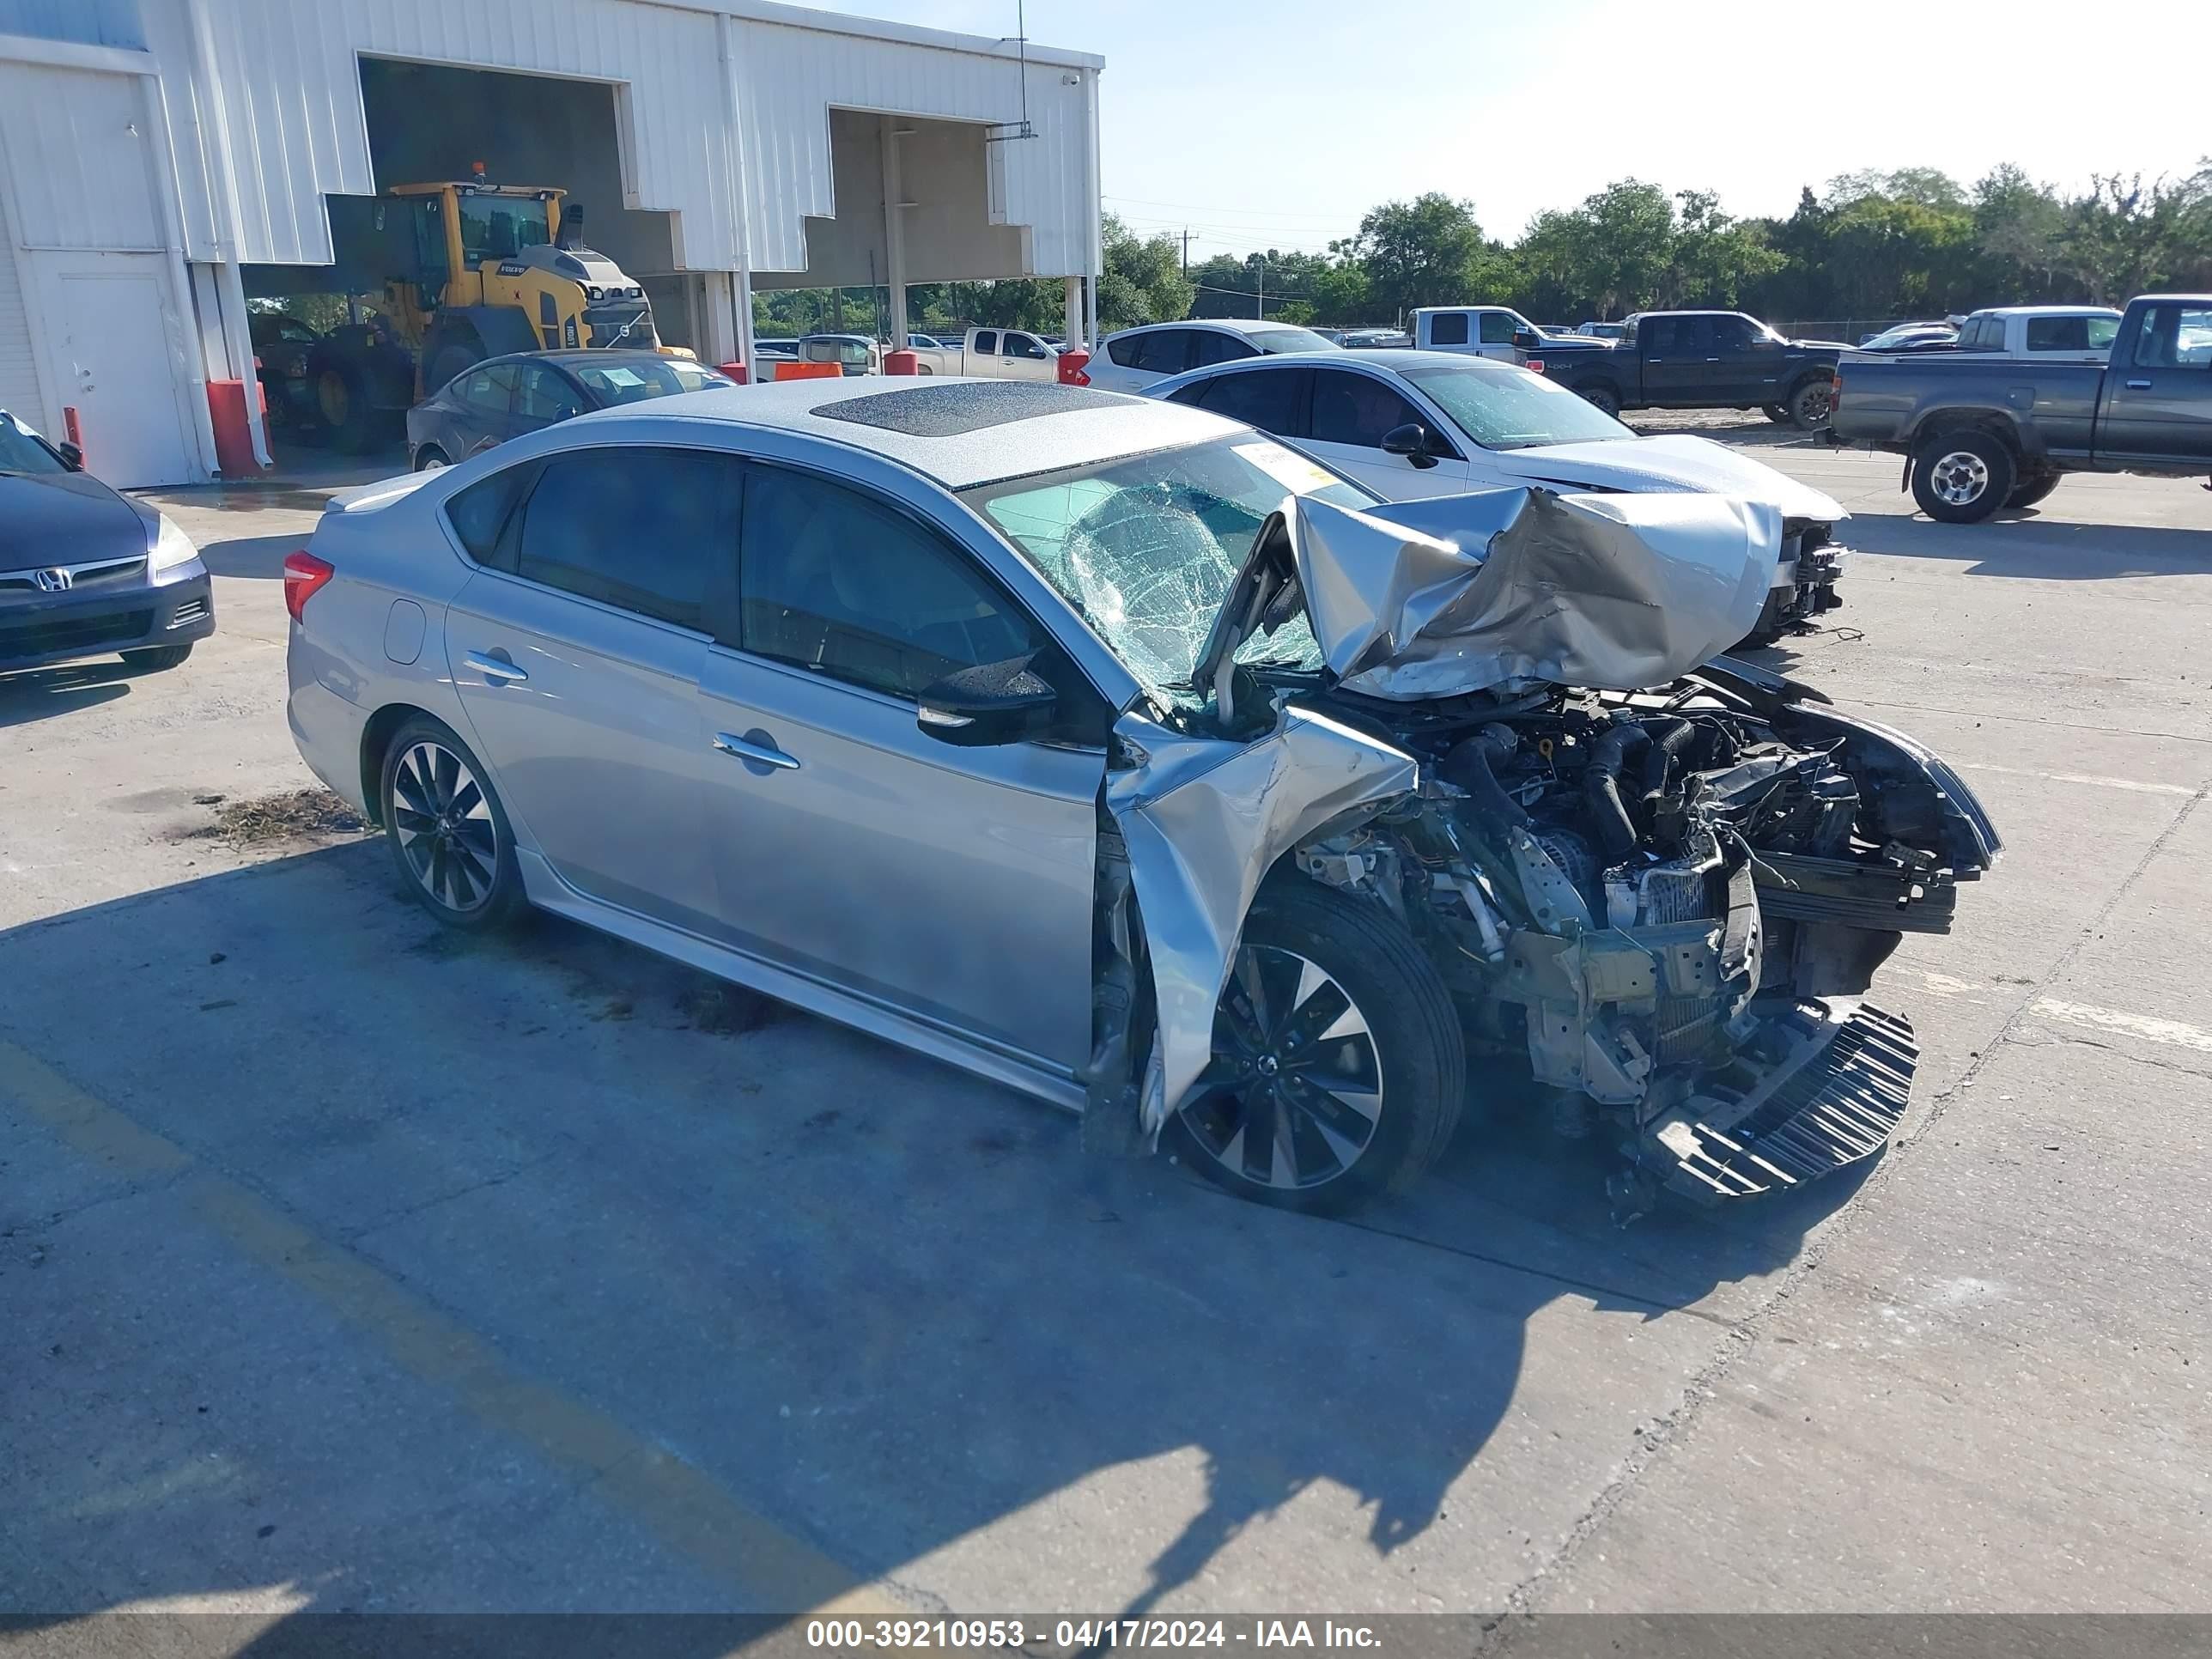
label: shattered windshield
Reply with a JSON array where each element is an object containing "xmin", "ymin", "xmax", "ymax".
[{"xmin": 961, "ymin": 437, "xmax": 1372, "ymax": 692}]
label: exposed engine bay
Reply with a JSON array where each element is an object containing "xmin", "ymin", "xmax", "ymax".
[{"xmin": 1087, "ymin": 488, "xmax": 1998, "ymax": 1216}]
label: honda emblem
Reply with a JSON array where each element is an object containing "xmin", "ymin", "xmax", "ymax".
[{"xmin": 33, "ymin": 568, "xmax": 72, "ymax": 592}]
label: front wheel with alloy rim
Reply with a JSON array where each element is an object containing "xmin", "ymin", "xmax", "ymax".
[
  {"xmin": 380, "ymin": 717, "xmax": 528, "ymax": 930},
  {"xmin": 1911, "ymin": 431, "xmax": 2015, "ymax": 524},
  {"xmin": 1166, "ymin": 879, "xmax": 1468, "ymax": 1214},
  {"xmin": 1763, "ymin": 403, "xmax": 1793, "ymax": 423},
  {"xmin": 413, "ymin": 446, "xmax": 449, "ymax": 472},
  {"xmin": 1789, "ymin": 378, "xmax": 1833, "ymax": 430}
]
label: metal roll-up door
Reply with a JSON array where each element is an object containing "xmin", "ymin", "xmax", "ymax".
[{"xmin": 0, "ymin": 184, "xmax": 47, "ymax": 430}]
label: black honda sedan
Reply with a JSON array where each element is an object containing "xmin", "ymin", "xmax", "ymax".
[
  {"xmin": 406, "ymin": 350, "xmax": 734, "ymax": 471},
  {"xmin": 0, "ymin": 410, "xmax": 213, "ymax": 677}
]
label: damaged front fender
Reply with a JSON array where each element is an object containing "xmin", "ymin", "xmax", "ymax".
[{"xmin": 1105, "ymin": 703, "xmax": 1419, "ymax": 1135}]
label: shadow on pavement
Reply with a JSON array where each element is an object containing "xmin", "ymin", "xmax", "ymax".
[
  {"xmin": 194, "ymin": 532, "xmax": 308, "ymax": 581},
  {"xmin": 0, "ymin": 657, "xmax": 159, "ymax": 726},
  {"xmin": 1, "ymin": 846, "xmax": 1863, "ymax": 1626},
  {"xmin": 1843, "ymin": 511, "xmax": 2212, "ymax": 579}
]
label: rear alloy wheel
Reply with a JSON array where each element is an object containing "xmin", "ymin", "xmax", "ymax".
[
  {"xmin": 1763, "ymin": 403, "xmax": 1793, "ymax": 423},
  {"xmin": 1911, "ymin": 432, "xmax": 2015, "ymax": 524},
  {"xmin": 1167, "ymin": 879, "xmax": 1466, "ymax": 1214},
  {"xmin": 380, "ymin": 718, "xmax": 526, "ymax": 930},
  {"xmin": 413, "ymin": 446, "xmax": 450, "ymax": 472},
  {"xmin": 1578, "ymin": 384, "xmax": 1622, "ymax": 418},
  {"xmin": 2005, "ymin": 472, "xmax": 2061, "ymax": 510},
  {"xmin": 1789, "ymin": 378, "xmax": 1834, "ymax": 430}
]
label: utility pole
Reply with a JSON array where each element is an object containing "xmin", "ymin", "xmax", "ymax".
[
  {"xmin": 1182, "ymin": 228, "xmax": 1190, "ymax": 271},
  {"xmin": 1255, "ymin": 256, "xmax": 1265, "ymax": 320}
]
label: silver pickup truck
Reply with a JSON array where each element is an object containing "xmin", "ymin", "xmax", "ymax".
[{"xmin": 1830, "ymin": 293, "xmax": 2212, "ymax": 521}]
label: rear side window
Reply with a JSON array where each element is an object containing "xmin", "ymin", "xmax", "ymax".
[
  {"xmin": 1191, "ymin": 330, "xmax": 1257, "ymax": 367},
  {"xmin": 1106, "ymin": 334, "xmax": 1142, "ymax": 367},
  {"xmin": 1194, "ymin": 366, "xmax": 1307, "ymax": 436},
  {"xmin": 446, "ymin": 466, "xmax": 532, "ymax": 565},
  {"xmin": 739, "ymin": 467, "xmax": 1037, "ymax": 700},
  {"xmin": 972, "ymin": 330, "xmax": 1000, "ymax": 355},
  {"xmin": 1427, "ymin": 312, "xmax": 1470, "ymax": 346},
  {"xmin": 512, "ymin": 447, "xmax": 735, "ymax": 629},
  {"xmin": 457, "ymin": 363, "xmax": 517, "ymax": 410},
  {"xmin": 1132, "ymin": 330, "xmax": 1193, "ymax": 374}
]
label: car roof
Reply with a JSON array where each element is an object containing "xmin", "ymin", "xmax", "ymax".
[
  {"xmin": 547, "ymin": 375, "xmax": 1243, "ymax": 490},
  {"xmin": 1152, "ymin": 348, "xmax": 1511, "ymax": 390},
  {"xmin": 1103, "ymin": 317, "xmax": 1308, "ymax": 339},
  {"xmin": 475, "ymin": 349, "xmax": 703, "ymax": 373},
  {"xmin": 1966, "ymin": 305, "xmax": 2124, "ymax": 318}
]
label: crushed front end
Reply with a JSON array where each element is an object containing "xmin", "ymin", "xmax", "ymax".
[{"xmin": 1285, "ymin": 657, "xmax": 1996, "ymax": 1211}]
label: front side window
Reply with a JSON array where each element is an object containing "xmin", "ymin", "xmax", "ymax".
[
  {"xmin": 741, "ymin": 469, "xmax": 1037, "ymax": 701},
  {"xmin": 1400, "ymin": 362, "xmax": 1633, "ymax": 450},
  {"xmin": 1191, "ymin": 331, "xmax": 1256, "ymax": 368},
  {"xmin": 1194, "ymin": 366, "xmax": 1308, "ymax": 437},
  {"xmin": 1478, "ymin": 311, "xmax": 1517, "ymax": 346},
  {"xmin": 513, "ymin": 447, "xmax": 732, "ymax": 629},
  {"xmin": 961, "ymin": 434, "xmax": 1372, "ymax": 691},
  {"xmin": 1428, "ymin": 312, "xmax": 1471, "ymax": 346},
  {"xmin": 1007, "ymin": 334, "xmax": 1049, "ymax": 361},
  {"xmin": 2130, "ymin": 304, "xmax": 2212, "ymax": 368},
  {"xmin": 1711, "ymin": 315, "xmax": 1761, "ymax": 352},
  {"xmin": 1310, "ymin": 369, "xmax": 1427, "ymax": 448},
  {"xmin": 2025, "ymin": 316, "xmax": 2090, "ymax": 352}
]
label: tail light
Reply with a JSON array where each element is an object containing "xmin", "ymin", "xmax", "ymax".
[
  {"xmin": 1527, "ymin": 358, "xmax": 1546, "ymax": 375},
  {"xmin": 1831, "ymin": 373, "xmax": 1842, "ymax": 410},
  {"xmin": 283, "ymin": 550, "xmax": 333, "ymax": 622},
  {"xmin": 1070, "ymin": 367, "xmax": 1091, "ymax": 386}
]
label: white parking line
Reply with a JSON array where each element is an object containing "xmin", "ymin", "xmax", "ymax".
[
  {"xmin": 1958, "ymin": 763, "xmax": 2196, "ymax": 797},
  {"xmin": 2032, "ymin": 998, "xmax": 2212, "ymax": 1056}
]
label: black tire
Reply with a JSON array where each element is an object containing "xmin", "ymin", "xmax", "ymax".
[
  {"xmin": 312, "ymin": 359, "xmax": 381, "ymax": 454},
  {"xmin": 2005, "ymin": 472, "xmax": 2060, "ymax": 510},
  {"xmin": 123, "ymin": 642, "xmax": 194, "ymax": 672},
  {"xmin": 413, "ymin": 445, "xmax": 451, "ymax": 473},
  {"xmin": 425, "ymin": 343, "xmax": 483, "ymax": 397},
  {"xmin": 1164, "ymin": 878, "xmax": 1468, "ymax": 1216},
  {"xmin": 1911, "ymin": 430, "xmax": 2015, "ymax": 524},
  {"xmin": 1763, "ymin": 403, "xmax": 1793, "ymax": 423},
  {"xmin": 378, "ymin": 715, "xmax": 528, "ymax": 932},
  {"xmin": 1577, "ymin": 383, "xmax": 1622, "ymax": 418},
  {"xmin": 1788, "ymin": 377, "xmax": 1834, "ymax": 430}
]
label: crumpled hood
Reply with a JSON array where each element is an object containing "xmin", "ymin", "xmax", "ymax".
[
  {"xmin": 1197, "ymin": 487, "xmax": 1782, "ymax": 702},
  {"xmin": 1493, "ymin": 434, "xmax": 1844, "ymax": 523}
]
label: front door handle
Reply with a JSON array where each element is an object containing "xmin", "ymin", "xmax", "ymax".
[
  {"xmin": 464, "ymin": 653, "xmax": 528, "ymax": 684},
  {"xmin": 2125, "ymin": 378, "xmax": 2152, "ymax": 390},
  {"xmin": 714, "ymin": 730, "xmax": 800, "ymax": 771}
]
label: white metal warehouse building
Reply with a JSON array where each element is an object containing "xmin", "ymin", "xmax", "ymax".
[{"xmin": 0, "ymin": 0, "xmax": 1103, "ymax": 485}]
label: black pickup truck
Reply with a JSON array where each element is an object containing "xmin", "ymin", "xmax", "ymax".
[
  {"xmin": 1830, "ymin": 293, "xmax": 2212, "ymax": 522},
  {"xmin": 1539, "ymin": 310, "xmax": 1847, "ymax": 429}
]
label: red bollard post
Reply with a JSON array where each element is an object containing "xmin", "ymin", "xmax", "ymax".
[
  {"xmin": 883, "ymin": 349, "xmax": 919, "ymax": 376},
  {"xmin": 716, "ymin": 362, "xmax": 750, "ymax": 385},
  {"xmin": 1057, "ymin": 348, "xmax": 1092, "ymax": 386}
]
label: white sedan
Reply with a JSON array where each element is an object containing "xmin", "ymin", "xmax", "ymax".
[{"xmin": 1144, "ymin": 349, "xmax": 1850, "ymax": 645}]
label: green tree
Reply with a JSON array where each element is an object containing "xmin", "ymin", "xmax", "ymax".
[
  {"xmin": 2057, "ymin": 169, "xmax": 2212, "ymax": 302},
  {"xmin": 1664, "ymin": 189, "xmax": 1784, "ymax": 307},
  {"xmin": 1096, "ymin": 213, "xmax": 1194, "ymax": 331},
  {"xmin": 1342, "ymin": 193, "xmax": 1486, "ymax": 321}
]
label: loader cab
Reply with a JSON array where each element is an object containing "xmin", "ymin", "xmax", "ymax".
[{"xmin": 387, "ymin": 179, "xmax": 564, "ymax": 307}]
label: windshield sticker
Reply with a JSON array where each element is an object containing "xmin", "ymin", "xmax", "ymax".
[
  {"xmin": 1234, "ymin": 441, "xmax": 1340, "ymax": 496},
  {"xmin": 598, "ymin": 367, "xmax": 646, "ymax": 387}
]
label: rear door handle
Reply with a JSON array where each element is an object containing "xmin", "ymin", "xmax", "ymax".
[
  {"xmin": 464, "ymin": 653, "xmax": 528, "ymax": 684},
  {"xmin": 2125, "ymin": 379, "xmax": 2152, "ymax": 389},
  {"xmin": 714, "ymin": 731, "xmax": 800, "ymax": 771}
]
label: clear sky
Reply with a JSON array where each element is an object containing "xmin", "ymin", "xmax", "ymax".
[{"xmin": 812, "ymin": 0, "xmax": 2210, "ymax": 258}]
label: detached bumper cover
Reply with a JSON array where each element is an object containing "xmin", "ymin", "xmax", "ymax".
[
  {"xmin": 1648, "ymin": 1001, "xmax": 1917, "ymax": 1201},
  {"xmin": 0, "ymin": 563, "xmax": 213, "ymax": 672}
]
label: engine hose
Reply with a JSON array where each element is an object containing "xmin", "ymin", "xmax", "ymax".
[
  {"xmin": 1586, "ymin": 723, "xmax": 1648, "ymax": 861},
  {"xmin": 1439, "ymin": 729, "xmax": 1528, "ymax": 828},
  {"xmin": 1638, "ymin": 718, "xmax": 1698, "ymax": 802}
]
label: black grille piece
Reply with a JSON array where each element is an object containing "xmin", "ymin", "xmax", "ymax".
[
  {"xmin": 1659, "ymin": 1003, "xmax": 1917, "ymax": 1200},
  {"xmin": 0, "ymin": 608, "xmax": 153, "ymax": 660}
]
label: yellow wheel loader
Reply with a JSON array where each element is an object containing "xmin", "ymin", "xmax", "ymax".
[{"xmin": 308, "ymin": 174, "xmax": 680, "ymax": 453}]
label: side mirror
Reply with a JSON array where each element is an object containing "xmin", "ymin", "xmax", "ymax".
[
  {"xmin": 1381, "ymin": 422, "xmax": 1440, "ymax": 470},
  {"xmin": 1512, "ymin": 330, "xmax": 1540, "ymax": 353},
  {"xmin": 55, "ymin": 441, "xmax": 83, "ymax": 471},
  {"xmin": 916, "ymin": 657, "xmax": 1058, "ymax": 747}
]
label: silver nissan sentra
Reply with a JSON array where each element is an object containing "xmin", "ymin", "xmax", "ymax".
[{"xmin": 285, "ymin": 378, "xmax": 1996, "ymax": 1218}]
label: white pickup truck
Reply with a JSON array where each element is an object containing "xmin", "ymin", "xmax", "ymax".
[
  {"xmin": 1409, "ymin": 306, "xmax": 1548, "ymax": 362},
  {"xmin": 1935, "ymin": 306, "xmax": 2124, "ymax": 364},
  {"xmin": 905, "ymin": 327, "xmax": 1062, "ymax": 380}
]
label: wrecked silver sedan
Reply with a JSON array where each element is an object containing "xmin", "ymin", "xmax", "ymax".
[{"xmin": 287, "ymin": 380, "xmax": 1996, "ymax": 1218}]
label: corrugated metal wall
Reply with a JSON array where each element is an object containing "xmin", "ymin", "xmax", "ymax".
[
  {"xmin": 0, "ymin": 0, "xmax": 147, "ymax": 49},
  {"xmin": 0, "ymin": 187, "xmax": 47, "ymax": 428},
  {"xmin": 128, "ymin": 0, "xmax": 1095, "ymax": 281},
  {"xmin": 729, "ymin": 19, "xmax": 1092, "ymax": 276},
  {"xmin": 0, "ymin": 61, "xmax": 168, "ymax": 251}
]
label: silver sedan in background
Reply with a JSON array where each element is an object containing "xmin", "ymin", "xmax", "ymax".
[{"xmin": 285, "ymin": 380, "xmax": 1994, "ymax": 1219}]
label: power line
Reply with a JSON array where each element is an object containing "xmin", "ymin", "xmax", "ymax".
[{"xmin": 1104, "ymin": 191, "xmax": 1358, "ymax": 227}]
